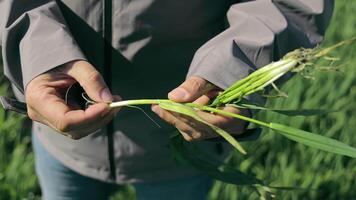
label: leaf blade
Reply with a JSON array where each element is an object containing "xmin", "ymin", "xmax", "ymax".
[
  {"xmin": 270, "ymin": 123, "xmax": 356, "ymax": 158},
  {"xmin": 232, "ymin": 101, "xmax": 334, "ymax": 116},
  {"xmin": 159, "ymin": 101, "xmax": 247, "ymax": 154}
]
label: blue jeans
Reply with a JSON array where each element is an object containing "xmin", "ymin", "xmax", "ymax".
[{"xmin": 32, "ymin": 133, "xmax": 213, "ymax": 200}]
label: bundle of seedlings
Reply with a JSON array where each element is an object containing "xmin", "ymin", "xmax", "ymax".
[{"xmin": 83, "ymin": 38, "xmax": 356, "ymax": 192}]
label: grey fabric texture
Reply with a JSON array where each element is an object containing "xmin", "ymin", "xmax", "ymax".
[
  {"xmin": 188, "ymin": 0, "xmax": 334, "ymax": 90},
  {"xmin": 1, "ymin": 1, "xmax": 86, "ymax": 92},
  {"xmin": 0, "ymin": 0, "xmax": 333, "ymax": 183}
]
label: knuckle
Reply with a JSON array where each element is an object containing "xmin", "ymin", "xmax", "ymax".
[
  {"xmin": 188, "ymin": 78, "xmax": 205, "ymax": 91},
  {"xmin": 38, "ymin": 88, "xmax": 53, "ymax": 101},
  {"xmin": 171, "ymin": 119, "xmax": 179, "ymax": 127},
  {"xmin": 87, "ymin": 70, "xmax": 102, "ymax": 83},
  {"xmin": 182, "ymin": 116, "xmax": 196, "ymax": 126},
  {"xmin": 180, "ymin": 129, "xmax": 199, "ymax": 142},
  {"xmin": 81, "ymin": 71, "xmax": 103, "ymax": 91},
  {"xmin": 213, "ymin": 117, "xmax": 231, "ymax": 127}
]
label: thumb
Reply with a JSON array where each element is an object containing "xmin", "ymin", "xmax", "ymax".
[
  {"xmin": 168, "ymin": 76, "xmax": 215, "ymax": 103},
  {"xmin": 63, "ymin": 60, "xmax": 113, "ymax": 102}
]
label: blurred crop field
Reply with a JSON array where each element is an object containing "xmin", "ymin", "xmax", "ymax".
[{"xmin": 0, "ymin": 1, "xmax": 355, "ymax": 200}]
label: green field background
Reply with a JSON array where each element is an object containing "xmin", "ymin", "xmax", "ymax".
[{"xmin": 0, "ymin": 1, "xmax": 355, "ymax": 199}]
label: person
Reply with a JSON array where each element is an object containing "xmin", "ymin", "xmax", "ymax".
[{"xmin": 0, "ymin": 0, "xmax": 333, "ymax": 199}]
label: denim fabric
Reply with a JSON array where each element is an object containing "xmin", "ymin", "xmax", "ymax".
[{"xmin": 32, "ymin": 133, "xmax": 213, "ymax": 200}]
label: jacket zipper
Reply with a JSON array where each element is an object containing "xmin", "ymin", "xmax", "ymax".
[{"xmin": 103, "ymin": 0, "xmax": 116, "ymax": 182}]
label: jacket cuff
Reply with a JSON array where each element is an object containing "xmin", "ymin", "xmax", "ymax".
[
  {"xmin": 21, "ymin": 44, "xmax": 86, "ymax": 91},
  {"xmin": 1, "ymin": 2, "xmax": 86, "ymax": 93},
  {"xmin": 187, "ymin": 39, "xmax": 264, "ymax": 105},
  {"xmin": 187, "ymin": 40, "xmax": 252, "ymax": 90}
]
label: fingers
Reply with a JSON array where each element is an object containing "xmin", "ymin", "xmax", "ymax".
[
  {"xmin": 25, "ymin": 61, "xmax": 122, "ymax": 139},
  {"xmin": 152, "ymin": 105, "xmax": 198, "ymax": 141},
  {"xmin": 63, "ymin": 105, "xmax": 118, "ymax": 139},
  {"xmin": 158, "ymin": 75, "xmax": 249, "ymax": 141},
  {"xmin": 168, "ymin": 76, "xmax": 216, "ymax": 103},
  {"xmin": 193, "ymin": 95, "xmax": 211, "ymax": 105},
  {"xmin": 27, "ymin": 89, "xmax": 116, "ymax": 139},
  {"xmin": 152, "ymin": 102, "xmax": 250, "ymax": 141},
  {"xmin": 57, "ymin": 103, "xmax": 111, "ymax": 133},
  {"xmin": 61, "ymin": 60, "xmax": 114, "ymax": 102}
]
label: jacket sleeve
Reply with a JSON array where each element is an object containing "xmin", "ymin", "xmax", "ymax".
[
  {"xmin": 0, "ymin": 0, "xmax": 86, "ymax": 93},
  {"xmin": 187, "ymin": 0, "xmax": 334, "ymax": 90}
]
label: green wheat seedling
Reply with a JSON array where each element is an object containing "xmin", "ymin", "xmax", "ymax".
[
  {"xmin": 79, "ymin": 38, "xmax": 356, "ymax": 191},
  {"xmin": 105, "ymin": 37, "xmax": 356, "ymax": 158}
]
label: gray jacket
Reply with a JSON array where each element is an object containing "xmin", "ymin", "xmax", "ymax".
[{"xmin": 0, "ymin": 0, "xmax": 333, "ymax": 183}]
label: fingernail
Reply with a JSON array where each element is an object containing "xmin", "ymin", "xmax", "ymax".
[
  {"xmin": 151, "ymin": 105, "xmax": 161, "ymax": 115},
  {"xmin": 100, "ymin": 88, "xmax": 113, "ymax": 102},
  {"xmin": 169, "ymin": 88, "xmax": 187, "ymax": 100}
]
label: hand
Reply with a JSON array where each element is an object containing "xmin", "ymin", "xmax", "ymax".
[
  {"xmin": 151, "ymin": 76, "xmax": 250, "ymax": 142},
  {"xmin": 25, "ymin": 60, "xmax": 121, "ymax": 139}
]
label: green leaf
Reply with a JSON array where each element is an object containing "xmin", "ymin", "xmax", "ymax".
[
  {"xmin": 269, "ymin": 109, "xmax": 333, "ymax": 116},
  {"xmin": 159, "ymin": 101, "xmax": 247, "ymax": 154},
  {"xmin": 232, "ymin": 101, "xmax": 334, "ymax": 116},
  {"xmin": 270, "ymin": 123, "xmax": 356, "ymax": 158}
]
